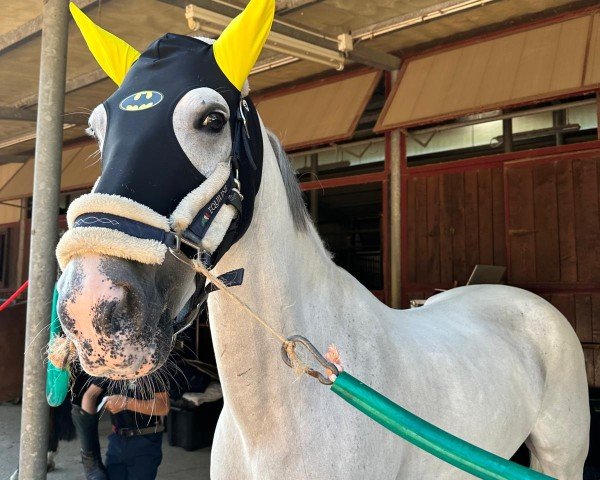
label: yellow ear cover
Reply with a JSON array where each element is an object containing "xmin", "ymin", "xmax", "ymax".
[
  {"xmin": 213, "ymin": 0, "xmax": 275, "ymax": 91},
  {"xmin": 69, "ymin": 2, "xmax": 140, "ymax": 86}
]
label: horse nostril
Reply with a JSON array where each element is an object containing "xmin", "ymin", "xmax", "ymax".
[{"xmin": 107, "ymin": 285, "xmax": 144, "ymax": 333}]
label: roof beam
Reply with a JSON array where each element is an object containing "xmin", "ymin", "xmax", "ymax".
[
  {"xmin": 0, "ymin": 106, "xmax": 37, "ymax": 123},
  {"xmin": 0, "ymin": 0, "xmax": 104, "ymax": 57},
  {"xmin": 0, "ymin": 106, "xmax": 88, "ymax": 125},
  {"xmin": 12, "ymin": 68, "xmax": 108, "ymax": 108},
  {"xmin": 276, "ymin": 0, "xmax": 327, "ymax": 16},
  {"xmin": 177, "ymin": 0, "xmax": 401, "ymax": 70},
  {"xmin": 0, "ymin": 155, "xmax": 28, "ymax": 165},
  {"xmin": 352, "ymin": 0, "xmax": 499, "ymax": 41}
]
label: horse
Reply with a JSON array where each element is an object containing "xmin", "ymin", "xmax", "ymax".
[{"xmin": 56, "ymin": 1, "xmax": 590, "ymax": 478}]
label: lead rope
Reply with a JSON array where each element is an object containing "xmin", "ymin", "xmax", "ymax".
[
  {"xmin": 192, "ymin": 260, "xmax": 286, "ymax": 344},
  {"xmin": 191, "ymin": 259, "xmax": 334, "ymax": 381}
]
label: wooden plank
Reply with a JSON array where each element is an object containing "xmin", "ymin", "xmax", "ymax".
[
  {"xmin": 407, "ymin": 178, "xmax": 417, "ymax": 283},
  {"xmin": 592, "ymin": 293, "xmax": 600, "ymax": 344},
  {"xmin": 426, "ymin": 176, "xmax": 441, "ymax": 284},
  {"xmin": 415, "ymin": 178, "xmax": 429, "ymax": 284},
  {"xmin": 464, "ymin": 170, "xmax": 479, "ymax": 275},
  {"xmin": 491, "ymin": 167, "xmax": 506, "ymax": 267},
  {"xmin": 596, "ymin": 349, "xmax": 600, "ymax": 390},
  {"xmin": 556, "ymin": 160, "xmax": 578, "ymax": 283},
  {"xmin": 572, "ymin": 158, "xmax": 600, "ymax": 283},
  {"xmin": 449, "ymin": 173, "xmax": 467, "ymax": 284},
  {"xmin": 477, "ymin": 168, "xmax": 493, "ymax": 265},
  {"xmin": 533, "ymin": 163, "xmax": 560, "ymax": 282},
  {"xmin": 550, "ymin": 293, "xmax": 576, "ymax": 329},
  {"xmin": 439, "ymin": 175, "xmax": 453, "ymax": 285},
  {"xmin": 575, "ymin": 294, "xmax": 593, "ymax": 343},
  {"xmin": 506, "ymin": 166, "xmax": 536, "ymax": 283}
]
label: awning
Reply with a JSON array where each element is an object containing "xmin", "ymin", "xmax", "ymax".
[
  {"xmin": 0, "ymin": 141, "xmax": 99, "ymax": 203},
  {"xmin": 0, "ymin": 201, "xmax": 20, "ymax": 224},
  {"xmin": 376, "ymin": 12, "xmax": 600, "ymax": 131},
  {"xmin": 256, "ymin": 70, "xmax": 381, "ymax": 151}
]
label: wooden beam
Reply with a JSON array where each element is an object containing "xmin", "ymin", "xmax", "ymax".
[
  {"xmin": 12, "ymin": 68, "xmax": 108, "ymax": 108},
  {"xmin": 0, "ymin": 106, "xmax": 37, "ymax": 123},
  {"xmin": 0, "ymin": 155, "xmax": 28, "ymax": 165},
  {"xmin": 0, "ymin": 106, "xmax": 88, "ymax": 125},
  {"xmin": 170, "ymin": 0, "xmax": 401, "ymax": 70},
  {"xmin": 352, "ymin": 0, "xmax": 499, "ymax": 41},
  {"xmin": 276, "ymin": 0, "xmax": 326, "ymax": 15},
  {"xmin": 350, "ymin": 44, "xmax": 401, "ymax": 71},
  {"xmin": 0, "ymin": 0, "xmax": 103, "ymax": 57}
]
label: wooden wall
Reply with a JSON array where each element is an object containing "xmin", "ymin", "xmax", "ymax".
[
  {"xmin": 0, "ymin": 222, "xmax": 21, "ymax": 294},
  {"xmin": 403, "ymin": 148, "xmax": 600, "ymax": 388},
  {"xmin": 0, "ymin": 302, "xmax": 26, "ymax": 402},
  {"xmin": 505, "ymin": 156, "xmax": 600, "ymax": 285},
  {"xmin": 406, "ymin": 166, "xmax": 505, "ymax": 287}
]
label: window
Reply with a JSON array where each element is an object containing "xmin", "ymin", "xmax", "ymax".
[
  {"xmin": 406, "ymin": 95, "xmax": 598, "ymax": 165},
  {"xmin": 291, "ymin": 138, "xmax": 386, "ymax": 181}
]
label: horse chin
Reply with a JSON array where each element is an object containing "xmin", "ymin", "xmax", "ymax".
[{"xmin": 73, "ymin": 318, "xmax": 172, "ymax": 380}]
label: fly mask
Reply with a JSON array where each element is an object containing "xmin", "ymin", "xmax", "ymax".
[{"xmin": 56, "ymin": 1, "xmax": 275, "ymax": 332}]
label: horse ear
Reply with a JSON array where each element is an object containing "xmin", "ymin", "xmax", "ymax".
[
  {"xmin": 69, "ymin": 2, "xmax": 140, "ymax": 86},
  {"xmin": 212, "ymin": 0, "xmax": 275, "ymax": 91}
]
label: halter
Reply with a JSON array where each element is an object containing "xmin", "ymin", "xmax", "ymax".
[
  {"xmin": 66, "ymin": 97, "xmax": 255, "ymax": 332},
  {"xmin": 73, "ymin": 97, "xmax": 253, "ymax": 258}
]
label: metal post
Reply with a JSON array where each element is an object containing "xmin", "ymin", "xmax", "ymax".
[
  {"xmin": 389, "ymin": 70, "xmax": 402, "ymax": 309},
  {"xmin": 18, "ymin": 1, "xmax": 69, "ymax": 478}
]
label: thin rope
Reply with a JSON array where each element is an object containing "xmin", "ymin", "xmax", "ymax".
[
  {"xmin": 192, "ymin": 260, "xmax": 287, "ymax": 344},
  {"xmin": 0, "ymin": 280, "xmax": 29, "ymax": 312}
]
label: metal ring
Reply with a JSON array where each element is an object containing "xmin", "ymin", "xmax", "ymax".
[{"xmin": 281, "ymin": 335, "xmax": 339, "ymax": 385}]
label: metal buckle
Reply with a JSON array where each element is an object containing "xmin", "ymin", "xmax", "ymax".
[
  {"xmin": 169, "ymin": 232, "xmax": 206, "ymax": 269},
  {"xmin": 239, "ymin": 99, "xmax": 250, "ymax": 138}
]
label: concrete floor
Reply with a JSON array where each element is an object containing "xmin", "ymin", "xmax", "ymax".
[{"xmin": 0, "ymin": 403, "xmax": 211, "ymax": 480}]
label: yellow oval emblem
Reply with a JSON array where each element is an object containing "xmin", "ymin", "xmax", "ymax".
[{"xmin": 119, "ymin": 91, "xmax": 164, "ymax": 111}]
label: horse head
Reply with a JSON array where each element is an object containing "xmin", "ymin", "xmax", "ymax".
[{"xmin": 56, "ymin": 1, "xmax": 274, "ymax": 379}]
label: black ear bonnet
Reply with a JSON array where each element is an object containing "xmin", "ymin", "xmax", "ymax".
[{"xmin": 95, "ymin": 33, "xmax": 263, "ymax": 248}]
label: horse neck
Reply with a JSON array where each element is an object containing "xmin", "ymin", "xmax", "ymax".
[{"xmin": 207, "ymin": 140, "xmax": 336, "ymax": 425}]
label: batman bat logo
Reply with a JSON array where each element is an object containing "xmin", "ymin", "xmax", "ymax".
[{"xmin": 119, "ymin": 91, "xmax": 164, "ymax": 111}]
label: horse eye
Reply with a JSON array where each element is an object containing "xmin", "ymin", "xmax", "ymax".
[{"xmin": 196, "ymin": 112, "xmax": 226, "ymax": 132}]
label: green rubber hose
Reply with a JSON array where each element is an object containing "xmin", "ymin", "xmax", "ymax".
[
  {"xmin": 330, "ymin": 371, "xmax": 555, "ymax": 480},
  {"xmin": 46, "ymin": 285, "xmax": 69, "ymax": 407}
]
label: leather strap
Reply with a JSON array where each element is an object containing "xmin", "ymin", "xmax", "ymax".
[{"xmin": 114, "ymin": 423, "xmax": 165, "ymax": 437}]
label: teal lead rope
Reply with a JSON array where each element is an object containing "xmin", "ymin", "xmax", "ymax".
[
  {"xmin": 330, "ymin": 371, "xmax": 555, "ymax": 480},
  {"xmin": 282, "ymin": 336, "xmax": 556, "ymax": 480},
  {"xmin": 46, "ymin": 285, "xmax": 70, "ymax": 407}
]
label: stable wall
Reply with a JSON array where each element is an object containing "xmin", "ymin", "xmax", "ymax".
[{"xmin": 401, "ymin": 143, "xmax": 600, "ymax": 388}]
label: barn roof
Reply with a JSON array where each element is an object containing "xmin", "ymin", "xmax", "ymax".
[{"xmin": 0, "ymin": 0, "xmax": 597, "ymax": 210}]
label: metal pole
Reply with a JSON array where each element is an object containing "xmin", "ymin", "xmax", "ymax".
[
  {"xmin": 18, "ymin": 1, "xmax": 69, "ymax": 478},
  {"xmin": 389, "ymin": 70, "xmax": 402, "ymax": 309}
]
